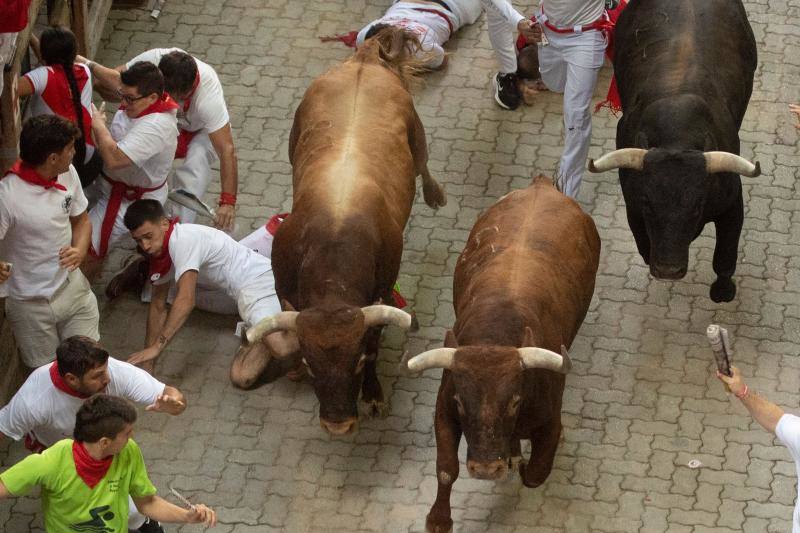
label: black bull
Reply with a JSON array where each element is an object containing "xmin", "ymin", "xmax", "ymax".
[{"xmin": 589, "ymin": 0, "xmax": 759, "ymax": 302}]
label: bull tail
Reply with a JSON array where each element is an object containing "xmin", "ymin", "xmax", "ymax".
[{"xmin": 354, "ymin": 26, "xmax": 431, "ymax": 90}]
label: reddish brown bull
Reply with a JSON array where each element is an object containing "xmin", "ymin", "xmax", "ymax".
[
  {"xmin": 230, "ymin": 27, "xmax": 446, "ymax": 436},
  {"xmin": 407, "ymin": 177, "xmax": 600, "ymax": 533}
]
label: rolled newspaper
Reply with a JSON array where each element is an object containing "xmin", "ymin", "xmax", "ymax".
[{"xmin": 706, "ymin": 324, "xmax": 732, "ymax": 377}]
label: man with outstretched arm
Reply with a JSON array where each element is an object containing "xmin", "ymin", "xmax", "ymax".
[
  {"xmin": 0, "ymin": 394, "xmax": 215, "ymax": 532},
  {"xmin": 0, "ymin": 336, "xmax": 186, "ymax": 533},
  {"xmin": 85, "ymin": 48, "xmax": 237, "ymax": 230},
  {"xmin": 121, "ymin": 200, "xmax": 287, "ymax": 386},
  {"xmin": 717, "ymin": 366, "xmax": 800, "ymax": 532}
]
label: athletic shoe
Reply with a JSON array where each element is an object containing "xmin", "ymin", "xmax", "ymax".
[
  {"xmin": 494, "ymin": 72, "xmax": 522, "ymax": 110},
  {"xmin": 137, "ymin": 518, "xmax": 165, "ymax": 533},
  {"xmin": 105, "ymin": 254, "xmax": 147, "ymax": 300}
]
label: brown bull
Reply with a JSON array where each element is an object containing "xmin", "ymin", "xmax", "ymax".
[
  {"xmin": 408, "ymin": 177, "xmax": 600, "ymax": 533},
  {"xmin": 230, "ymin": 27, "xmax": 446, "ymax": 436}
]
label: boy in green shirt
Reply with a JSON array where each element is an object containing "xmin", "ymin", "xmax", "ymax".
[{"xmin": 0, "ymin": 394, "xmax": 216, "ymax": 531}]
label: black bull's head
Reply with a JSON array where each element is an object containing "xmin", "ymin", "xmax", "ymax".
[
  {"xmin": 588, "ymin": 148, "xmax": 760, "ymax": 279},
  {"xmin": 406, "ymin": 331, "xmax": 571, "ymax": 481},
  {"xmin": 246, "ymin": 303, "xmax": 412, "ymax": 436}
]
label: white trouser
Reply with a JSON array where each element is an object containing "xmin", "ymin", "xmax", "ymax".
[
  {"xmin": 538, "ymin": 27, "xmax": 606, "ymax": 199},
  {"xmin": 169, "ymin": 133, "xmax": 217, "ymax": 224},
  {"xmin": 479, "ymin": 0, "xmax": 518, "ymax": 74},
  {"xmin": 447, "ymin": 0, "xmax": 482, "ymax": 27}
]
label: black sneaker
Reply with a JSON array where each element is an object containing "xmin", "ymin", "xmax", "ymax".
[
  {"xmin": 494, "ymin": 72, "xmax": 522, "ymax": 110},
  {"xmin": 137, "ymin": 518, "xmax": 165, "ymax": 533}
]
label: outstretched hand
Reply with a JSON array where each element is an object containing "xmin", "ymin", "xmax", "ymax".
[
  {"xmin": 127, "ymin": 346, "xmax": 161, "ymax": 368},
  {"xmin": 145, "ymin": 394, "xmax": 185, "ymax": 414},
  {"xmin": 517, "ymin": 19, "xmax": 542, "ymax": 43},
  {"xmin": 185, "ymin": 503, "xmax": 217, "ymax": 527}
]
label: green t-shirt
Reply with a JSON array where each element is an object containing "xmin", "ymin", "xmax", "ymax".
[{"xmin": 0, "ymin": 438, "xmax": 157, "ymax": 532}]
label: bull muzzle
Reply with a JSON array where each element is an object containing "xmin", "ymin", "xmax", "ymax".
[
  {"xmin": 320, "ymin": 417, "xmax": 358, "ymax": 436},
  {"xmin": 467, "ymin": 459, "xmax": 509, "ymax": 480}
]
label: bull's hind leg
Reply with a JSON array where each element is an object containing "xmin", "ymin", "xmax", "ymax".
[
  {"xmin": 710, "ymin": 191, "xmax": 743, "ymax": 303},
  {"xmin": 520, "ymin": 419, "xmax": 562, "ymax": 488},
  {"xmin": 361, "ymin": 328, "xmax": 387, "ymax": 418},
  {"xmin": 409, "ymin": 108, "xmax": 446, "ymax": 209}
]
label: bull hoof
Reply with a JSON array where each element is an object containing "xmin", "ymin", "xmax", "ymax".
[
  {"xmin": 518, "ymin": 460, "xmax": 548, "ymax": 488},
  {"xmin": 361, "ymin": 398, "xmax": 389, "ymax": 419},
  {"xmin": 710, "ymin": 277, "xmax": 736, "ymax": 303},
  {"xmin": 508, "ymin": 455, "xmax": 523, "ymax": 472},
  {"xmin": 425, "ymin": 514, "xmax": 453, "ymax": 533}
]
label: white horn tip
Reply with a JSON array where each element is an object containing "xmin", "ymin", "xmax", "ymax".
[
  {"xmin": 751, "ymin": 161, "xmax": 761, "ymax": 177},
  {"xmin": 587, "ymin": 159, "xmax": 600, "ymax": 173}
]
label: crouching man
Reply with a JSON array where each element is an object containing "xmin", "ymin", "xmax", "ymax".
[
  {"xmin": 0, "ymin": 394, "xmax": 216, "ymax": 531},
  {"xmin": 0, "ymin": 335, "xmax": 187, "ymax": 533},
  {"xmin": 122, "ymin": 199, "xmax": 286, "ymax": 385}
]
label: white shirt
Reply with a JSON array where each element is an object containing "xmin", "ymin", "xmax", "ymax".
[
  {"xmin": 776, "ymin": 414, "xmax": 800, "ymax": 533},
  {"xmin": 126, "ymin": 48, "xmax": 230, "ymax": 134},
  {"xmin": 155, "ymin": 223, "xmax": 273, "ymax": 301},
  {"xmin": 0, "ymin": 165, "xmax": 88, "ymax": 300},
  {"xmin": 0, "ymin": 358, "xmax": 165, "ymax": 447},
  {"xmin": 107, "ymin": 108, "xmax": 178, "ymax": 188},
  {"xmin": 357, "ymin": 2, "xmax": 456, "ymax": 69},
  {"xmin": 24, "ymin": 64, "xmax": 95, "ymax": 163}
]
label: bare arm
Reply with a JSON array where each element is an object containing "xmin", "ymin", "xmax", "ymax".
[
  {"xmin": 17, "ymin": 76, "xmax": 33, "ymax": 98},
  {"xmin": 717, "ymin": 366, "xmax": 785, "ymax": 434},
  {"xmin": 208, "ymin": 124, "xmax": 238, "ymax": 230},
  {"xmin": 146, "ymin": 282, "xmax": 171, "ymax": 348},
  {"xmin": 59, "ymin": 211, "xmax": 91, "ymax": 271},
  {"xmin": 132, "ymin": 495, "xmax": 216, "ymax": 526},
  {"xmin": 91, "ymin": 103, "xmax": 134, "ymax": 171},
  {"xmin": 129, "ymin": 271, "xmax": 198, "ymax": 367},
  {"xmin": 82, "ymin": 58, "xmax": 123, "ymax": 94},
  {"xmin": 0, "ymin": 480, "xmax": 11, "ymax": 499}
]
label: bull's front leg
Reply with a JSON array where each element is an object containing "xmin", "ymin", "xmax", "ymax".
[
  {"xmin": 360, "ymin": 327, "xmax": 387, "ymax": 418},
  {"xmin": 710, "ymin": 191, "xmax": 743, "ymax": 303},
  {"xmin": 520, "ymin": 418, "xmax": 561, "ymax": 488},
  {"xmin": 427, "ymin": 397, "xmax": 462, "ymax": 533}
]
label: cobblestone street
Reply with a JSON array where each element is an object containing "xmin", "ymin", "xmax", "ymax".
[{"xmin": 3, "ymin": 0, "xmax": 800, "ymax": 531}]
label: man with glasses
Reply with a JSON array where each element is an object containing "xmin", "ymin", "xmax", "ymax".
[{"xmin": 80, "ymin": 62, "xmax": 178, "ymax": 281}]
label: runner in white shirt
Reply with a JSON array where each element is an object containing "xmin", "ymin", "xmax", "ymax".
[
  {"xmin": 17, "ymin": 27, "xmax": 102, "ymax": 187},
  {"xmin": 80, "ymin": 61, "xmax": 179, "ymax": 282},
  {"xmin": 717, "ymin": 366, "xmax": 800, "ymax": 532},
  {"xmin": 487, "ymin": 0, "xmax": 608, "ymax": 198},
  {"xmin": 121, "ymin": 200, "xmax": 280, "ymax": 377},
  {"xmin": 86, "ymin": 48, "xmax": 237, "ymax": 230},
  {"xmin": 0, "ymin": 115, "xmax": 99, "ymax": 368},
  {"xmin": 0, "ymin": 336, "xmax": 187, "ymax": 531}
]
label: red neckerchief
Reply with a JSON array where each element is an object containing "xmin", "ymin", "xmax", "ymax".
[
  {"xmin": 120, "ymin": 93, "xmax": 179, "ymax": 118},
  {"xmin": 149, "ymin": 218, "xmax": 179, "ymax": 282},
  {"xmin": 49, "ymin": 362, "xmax": 90, "ymax": 399},
  {"xmin": 182, "ymin": 71, "xmax": 201, "ymax": 113},
  {"xmin": 72, "ymin": 441, "xmax": 113, "ymax": 489},
  {"xmin": 2, "ymin": 160, "xmax": 66, "ymax": 191},
  {"xmin": 266, "ymin": 213, "xmax": 289, "ymax": 236}
]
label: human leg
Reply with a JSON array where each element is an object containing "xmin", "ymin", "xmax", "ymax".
[
  {"xmin": 170, "ymin": 133, "xmax": 217, "ymax": 224},
  {"xmin": 54, "ymin": 270, "xmax": 100, "ymax": 342},
  {"xmin": 449, "ymin": 0, "xmax": 482, "ymax": 28},
  {"xmin": 557, "ymin": 32, "xmax": 605, "ymax": 199},
  {"xmin": 4, "ymin": 298, "xmax": 61, "ymax": 368}
]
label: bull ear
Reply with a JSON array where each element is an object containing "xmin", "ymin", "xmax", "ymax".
[
  {"xmin": 444, "ymin": 330, "xmax": 458, "ymax": 348},
  {"xmin": 523, "ymin": 327, "xmax": 535, "ymax": 347},
  {"xmin": 635, "ymin": 132, "xmax": 649, "ymax": 149}
]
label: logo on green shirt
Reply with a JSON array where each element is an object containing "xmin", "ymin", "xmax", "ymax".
[{"xmin": 70, "ymin": 504, "xmax": 115, "ymax": 531}]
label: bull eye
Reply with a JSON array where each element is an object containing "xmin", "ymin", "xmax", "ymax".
[
  {"xmin": 508, "ymin": 395, "xmax": 521, "ymax": 414},
  {"xmin": 355, "ymin": 355, "xmax": 367, "ymax": 374},
  {"xmin": 302, "ymin": 358, "xmax": 315, "ymax": 378}
]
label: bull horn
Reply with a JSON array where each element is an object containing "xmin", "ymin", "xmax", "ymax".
[
  {"xmin": 518, "ymin": 345, "xmax": 571, "ymax": 374},
  {"xmin": 588, "ymin": 148, "xmax": 648, "ymax": 173},
  {"xmin": 704, "ymin": 151, "xmax": 761, "ymax": 177},
  {"xmin": 361, "ymin": 305, "xmax": 413, "ymax": 329},
  {"xmin": 407, "ymin": 348, "xmax": 456, "ymax": 372},
  {"xmin": 245, "ymin": 311, "xmax": 299, "ymax": 344}
]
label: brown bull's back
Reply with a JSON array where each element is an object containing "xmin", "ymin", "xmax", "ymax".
[
  {"xmin": 454, "ymin": 177, "xmax": 600, "ymax": 349},
  {"xmin": 290, "ymin": 56, "xmax": 419, "ymax": 230}
]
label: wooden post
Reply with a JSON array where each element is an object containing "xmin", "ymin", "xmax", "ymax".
[{"xmin": 71, "ymin": 0, "xmax": 90, "ymax": 57}]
